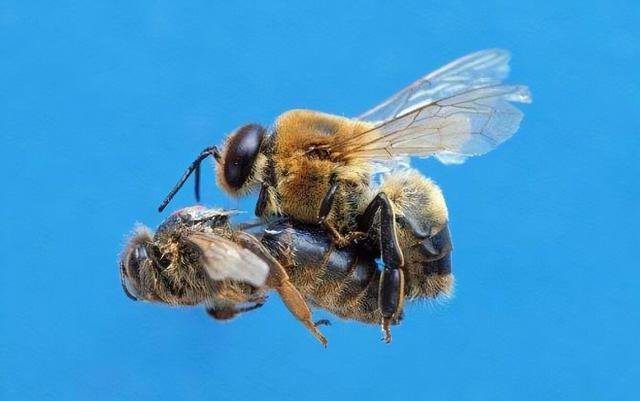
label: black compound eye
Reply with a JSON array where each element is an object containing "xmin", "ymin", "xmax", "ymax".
[
  {"xmin": 126, "ymin": 246, "xmax": 147, "ymax": 284},
  {"xmin": 121, "ymin": 245, "xmax": 148, "ymax": 301},
  {"xmin": 120, "ymin": 261, "xmax": 139, "ymax": 301},
  {"xmin": 224, "ymin": 124, "xmax": 265, "ymax": 190}
]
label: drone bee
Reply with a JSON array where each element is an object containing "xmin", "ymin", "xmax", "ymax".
[
  {"xmin": 119, "ymin": 206, "xmax": 328, "ymax": 346},
  {"xmin": 158, "ymin": 49, "xmax": 530, "ymax": 340}
]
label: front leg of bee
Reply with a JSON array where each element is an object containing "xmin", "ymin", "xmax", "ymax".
[
  {"xmin": 358, "ymin": 192, "xmax": 405, "ymax": 343},
  {"xmin": 233, "ymin": 231, "xmax": 328, "ymax": 347},
  {"xmin": 255, "ymin": 183, "xmax": 270, "ymax": 217},
  {"xmin": 317, "ymin": 173, "xmax": 366, "ymax": 247},
  {"xmin": 206, "ymin": 300, "xmax": 266, "ymax": 321}
]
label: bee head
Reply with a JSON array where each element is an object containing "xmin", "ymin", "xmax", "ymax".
[
  {"xmin": 120, "ymin": 227, "xmax": 161, "ymax": 303},
  {"xmin": 157, "ymin": 124, "xmax": 266, "ymax": 213},
  {"xmin": 216, "ymin": 123, "xmax": 266, "ymax": 196}
]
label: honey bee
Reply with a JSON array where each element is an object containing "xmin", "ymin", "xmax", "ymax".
[
  {"xmin": 119, "ymin": 206, "xmax": 328, "ymax": 346},
  {"xmin": 158, "ymin": 49, "xmax": 530, "ymax": 340}
]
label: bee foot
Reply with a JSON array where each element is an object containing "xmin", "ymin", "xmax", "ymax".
[
  {"xmin": 306, "ymin": 322, "xmax": 329, "ymax": 347},
  {"xmin": 333, "ymin": 231, "xmax": 368, "ymax": 248},
  {"xmin": 253, "ymin": 294, "xmax": 269, "ymax": 305},
  {"xmin": 314, "ymin": 319, "xmax": 332, "ymax": 327},
  {"xmin": 381, "ymin": 318, "xmax": 393, "ymax": 344}
]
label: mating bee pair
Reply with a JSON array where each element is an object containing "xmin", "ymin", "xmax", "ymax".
[{"xmin": 120, "ymin": 49, "xmax": 530, "ymax": 345}]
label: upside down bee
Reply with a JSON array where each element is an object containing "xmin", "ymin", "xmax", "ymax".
[{"xmin": 120, "ymin": 207, "xmax": 328, "ymax": 346}]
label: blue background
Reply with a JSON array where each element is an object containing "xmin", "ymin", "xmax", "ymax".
[{"xmin": 2, "ymin": 1, "xmax": 638, "ymax": 400}]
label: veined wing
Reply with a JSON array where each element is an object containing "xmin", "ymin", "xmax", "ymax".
[
  {"xmin": 339, "ymin": 49, "xmax": 531, "ymax": 165},
  {"xmin": 358, "ymin": 49, "xmax": 513, "ymax": 123}
]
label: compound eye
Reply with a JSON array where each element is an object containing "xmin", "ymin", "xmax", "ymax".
[
  {"xmin": 223, "ymin": 124, "xmax": 265, "ymax": 190},
  {"xmin": 121, "ymin": 245, "xmax": 148, "ymax": 301},
  {"xmin": 120, "ymin": 261, "xmax": 139, "ymax": 301}
]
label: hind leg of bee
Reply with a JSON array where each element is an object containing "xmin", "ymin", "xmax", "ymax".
[
  {"xmin": 233, "ymin": 231, "xmax": 328, "ymax": 347},
  {"xmin": 321, "ymin": 222, "xmax": 367, "ymax": 248},
  {"xmin": 317, "ymin": 173, "xmax": 366, "ymax": 247},
  {"xmin": 358, "ymin": 192, "xmax": 405, "ymax": 343}
]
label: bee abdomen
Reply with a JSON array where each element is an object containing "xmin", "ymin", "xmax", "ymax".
[
  {"xmin": 262, "ymin": 221, "xmax": 381, "ymax": 324},
  {"xmin": 311, "ymin": 244, "xmax": 382, "ymax": 324},
  {"xmin": 403, "ymin": 225, "xmax": 454, "ymax": 300}
]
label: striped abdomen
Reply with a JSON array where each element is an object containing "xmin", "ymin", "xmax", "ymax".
[{"xmin": 262, "ymin": 221, "xmax": 383, "ymax": 324}]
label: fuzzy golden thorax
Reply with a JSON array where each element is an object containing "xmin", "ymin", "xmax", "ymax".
[
  {"xmin": 272, "ymin": 109, "xmax": 374, "ymax": 162},
  {"xmin": 266, "ymin": 109, "xmax": 374, "ymax": 226}
]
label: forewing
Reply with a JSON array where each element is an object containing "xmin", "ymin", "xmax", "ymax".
[
  {"xmin": 343, "ymin": 49, "xmax": 531, "ymax": 165},
  {"xmin": 348, "ymin": 85, "xmax": 531, "ymax": 164},
  {"xmin": 358, "ymin": 49, "xmax": 512, "ymax": 123},
  {"xmin": 187, "ymin": 232, "xmax": 270, "ymax": 288}
]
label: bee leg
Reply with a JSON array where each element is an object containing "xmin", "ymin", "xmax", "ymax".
[
  {"xmin": 317, "ymin": 173, "xmax": 343, "ymax": 243},
  {"xmin": 317, "ymin": 173, "xmax": 339, "ymax": 225},
  {"xmin": 321, "ymin": 222, "xmax": 367, "ymax": 248},
  {"xmin": 397, "ymin": 215, "xmax": 453, "ymax": 261},
  {"xmin": 419, "ymin": 224, "xmax": 452, "ymax": 261},
  {"xmin": 358, "ymin": 193, "xmax": 405, "ymax": 343},
  {"xmin": 206, "ymin": 307, "xmax": 238, "ymax": 321},
  {"xmin": 255, "ymin": 183, "xmax": 270, "ymax": 217},
  {"xmin": 317, "ymin": 173, "xmax": 367, "ymax": 247},
  {"xmin": 206, "ymin": 300, "xmax": 266, "ymax": 321},
  {"xmin": 233, "ymin": 232, "xmax": 329, "ymax": 347},
  {"xmin": 396, "ymin": 214, "xmax": 432, "ymax": 239},
  {"xmin": 249, "ymin": 293, "xmax": 269, "ymax": 305}
]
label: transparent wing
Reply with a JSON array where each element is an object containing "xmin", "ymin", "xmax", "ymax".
[
  {"xmin": 358, "ymin": 49, "xmax": 513, "ymax": 123},
  {"xmin": 340, "ymin": 85, "xmax": 531, "ymax": 164},
  {"xmin": 341, "ymin": 49, "xmax": 531, "ymax": 165},
  {"xmin": 187, "ymin": 232, "xmax": 270, "ymax": 288}
]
